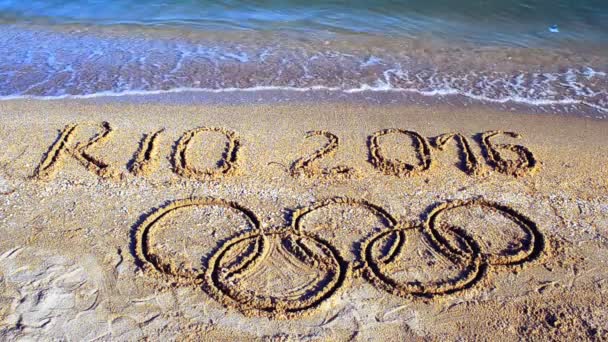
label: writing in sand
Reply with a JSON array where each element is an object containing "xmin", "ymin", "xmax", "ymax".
[{"xmin": 32, "ymin": 122, "xmax": 539, "ymax": 182}]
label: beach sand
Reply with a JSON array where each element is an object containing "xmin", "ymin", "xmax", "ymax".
[{"xmin": 0, "ymin": 99, "xmax": 607, "ymax": 340}]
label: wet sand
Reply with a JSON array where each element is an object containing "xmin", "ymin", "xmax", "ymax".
[{"xmin": 0, "ymin": 99, "xmax": 607, "ymax": 340}]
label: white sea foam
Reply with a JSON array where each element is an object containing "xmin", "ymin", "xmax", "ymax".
[{"xmin": 0, "ymin": 83, "xmax": 605, "ymax": 114}]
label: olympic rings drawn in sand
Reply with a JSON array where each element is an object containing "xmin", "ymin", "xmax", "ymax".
[
  {"xmin": 133, "ymin": 197, "xmax": 348, "ymax": 318},
  {"xmin": 172, "ymin": 127, "xmax": 241, "ymax": 181},
  {"xmin": 290, "ymin": 130, "xmax": 355, "ymax": 179},
  {"xmin": 205, "ymin": 230, "xmax": 347, "ymax": 318},
  {"xmin": 361, "ymin": 223, "xmax": 484, "ymax": 298},
  {"xmin": 425, "ymin": 198, "xmax": 545, "ymax": 267},
  {"xmin": 290, "ymin": 197, "xmax": 398, "ymax": 263},
  {"xmin": 368, "ymin": 129, "xmax": 433, "ymax": 177},
  {"xmin": 133, "ymin": 196, "xmax": 546, "ymax": 318},
  {"xmin": 133, "ymin": 197, "xmax": 260, "ymax": 281},
  {"xmin": 361, "ymin": 198, "xmax": 544, "ymax": 299},
  {"xmin": 33, "ymin": 122, "xmax": 121, "ymax": 181}
]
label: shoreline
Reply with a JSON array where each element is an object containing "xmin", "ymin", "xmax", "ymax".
[{"xmin": 3, "ymin": 89, "xmax": 608, "ymax": 119}]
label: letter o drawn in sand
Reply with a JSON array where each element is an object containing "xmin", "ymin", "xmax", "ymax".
[
  {"xmin": 361, "ymin": 223, "xmax": 483, "ymax": 298},
  {"xmin": 173, "ymin": 127, "xmax": 240, "ymax": 180},
  {"xmin": 134, "ymin": 198, "xmax": 259, "ymax": 281},
  {"xmin": 206, "ymin": 216, "xmax": 348, "ymax": 318},
  {"xmin": 426, "ymin": 199, "xmax": 544, "ymax": 267}
]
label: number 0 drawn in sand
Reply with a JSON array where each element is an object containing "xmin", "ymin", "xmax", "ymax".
[
  {"xmin": 133, "ymin": 196, "xmax": 545, "ymax": 318},
  {"xmin": 368, "ymin": 129, "xmax": 433, "ymax": 177}
]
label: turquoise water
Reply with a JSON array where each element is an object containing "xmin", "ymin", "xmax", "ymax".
[
  {"xmin": 0, "ymin": 0, "xmax": 607, "ymax": 47},
  {"xmin": 0, "ymin": 1, "xmax": 607, "ymax": 115}
]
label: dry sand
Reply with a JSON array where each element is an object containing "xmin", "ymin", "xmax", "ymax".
[{"xmin": 0, "ymin": 99, "xmax": 607, "ymax": 340}]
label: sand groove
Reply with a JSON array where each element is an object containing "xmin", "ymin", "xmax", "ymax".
[
  {"xmin": 290, "ymin": 131, "xmax": 354, "ymax": 178},
  {"xmin": 205, "ymin": 229, "xmax": 347, "ymax": 319},
  {"xmin": 368, "ymin": 129, "xmax": 432, "ymax": 177},
  {"xmin": 361, "ymin": 223, "xmax": 484, "ymax": 298},
  {"xmin": 173, "ymin": 127, "xmax": 240, "ymax": 180},
  {"xmin": 425, "ymin": 198, "xmax": 545, "ymax": 267},
  {"xmin": 133, "ymin": 197, "xmax": 260, "ymax": 281},
  {"xmin": 480, "ymin": 131, "xmax": 538, "ymax": 177},
  {"xmin": 129, "ymin": 129, "xmax": 164, "ymax": 176},
  {"xmin": 433, "ymin": 133, "xmax": 484, "ymax": 175},
  {"xmin": 33, "ymin": 122, "xmax": 120, "ymax": 180},
  {"xmin": 290, "ymin": 197, "xmax": 399, "ymax": 264}
]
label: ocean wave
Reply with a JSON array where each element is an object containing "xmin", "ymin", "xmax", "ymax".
[{"xmin": 0, "ymin": 25, "xmax": 606, "ymax": 115}]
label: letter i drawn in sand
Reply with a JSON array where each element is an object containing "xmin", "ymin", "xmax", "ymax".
[{"xmin": 129, "ymin": 129, "xmax": 164, "ymax": 177}]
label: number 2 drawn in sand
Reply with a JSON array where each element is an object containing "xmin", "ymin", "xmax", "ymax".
[{"xmin": 290, "ymin": 130, "xmax": 355, "ymax": 179}]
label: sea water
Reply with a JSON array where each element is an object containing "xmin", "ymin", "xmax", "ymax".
[{"xmin": 0, "ymin": 0, "xmax": 606, "ymax": 115}]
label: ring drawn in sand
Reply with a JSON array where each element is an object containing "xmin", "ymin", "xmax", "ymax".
[
  {"xmin": 290, "ymin": 197, "xmax": 398, "ymax": 263},
  {"xmin": 33, "ymin": 122, "xmax": 121, "ymax": 181},
  {"xmin": 433, "ymin": 133, "xmax": 484, "ymax": 176},
  {"xmin": 425, "ymin": 198, "xmax": 545, "ymax": 267},
  {"xmin": 129, "ymin": 129, "xmax": 164, "ymax": 176},
  {"xmin": 172, "ymin": 127, "xmax": 240, "ymax": 180},
  {"xmin": 290, "ymin": 131, "xmax": 354, "ymax": 179},
  {"xmin": 368, "ymin": 129, "xmax": 432, "ymax": 177},
  {"xmin": 133, "ymin": 197, "xmax": 259, "ymax": 281},
  {"xmin": 205, "ymin": 229, "xmax": 347, "ymax": 319},
  {"xmin": 133, "ymin": 196, "xmax": 544, "ymax": 317},
  {"xmin": 479, "ymin": 131, "xmax": 538, "ymax": 177},
  {"xmin": 361, "ymin": 223, "xmax": 484, "ymax": 298}
]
